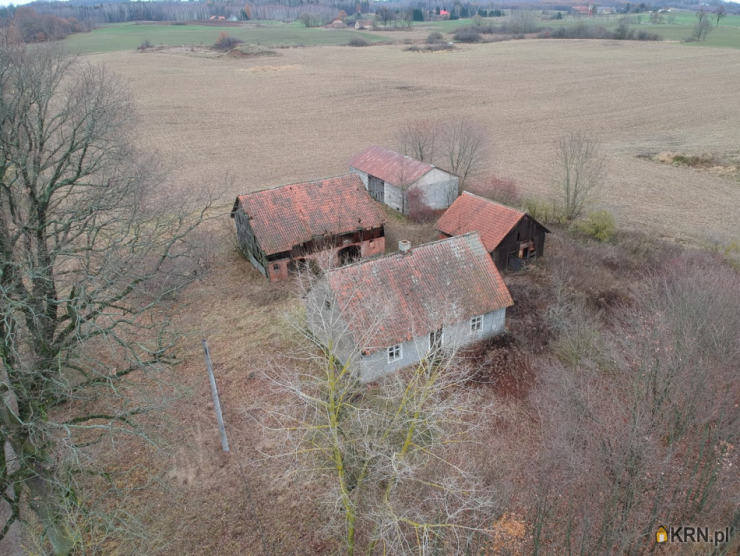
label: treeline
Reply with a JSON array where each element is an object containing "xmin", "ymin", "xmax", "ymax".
[{"xmin": 2, "ymin": 7, "xmax": 92, "ymax": 42}]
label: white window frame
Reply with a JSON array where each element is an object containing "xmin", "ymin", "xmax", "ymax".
[
  {"xmin": 387, "ymin": 343, "xmax": 402, "ymax": 363},
  {"xmin": 470, "ymin": 315, "xmax": 483, "ymax": 333},
  {"xmin": 429, "ymin": 328, "xmax": 444, "ymax": 351}
]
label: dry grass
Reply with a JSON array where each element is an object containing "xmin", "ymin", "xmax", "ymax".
[
  {"xmin": 72, "ymin": 41, "xmax": 740, "ymax": 554},
  {"xmin": 94, "ymin": 40, "xmax": 740, "ymax": 245}
]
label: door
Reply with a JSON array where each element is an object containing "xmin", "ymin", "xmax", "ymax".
[{"xmin": 368, "ymin": 176, "xmax": 384, "ymax": 203}]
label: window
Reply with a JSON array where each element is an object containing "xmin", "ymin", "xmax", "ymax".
[
  {"xmin": 471, "ymin": 315, "xmax": 483, "ymax": 333},
  {"xmin": 387, "ymin": 344, "xmax": 402, "ymax": 363},
  {"xmin": 273, "ymin": 264, "xmax": 280, "ymax": 271},
  {"xmin": 429, "ymin": 328, "xmax": 443, "ymax": 351}
]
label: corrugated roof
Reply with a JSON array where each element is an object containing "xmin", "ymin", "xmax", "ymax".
[
  {"xmin": 348, "ymin": 145, "xmax": 435, "ymax": 186},
  {"xmin": 233, "ymin": 174, "xmax": 386, "ymax": 256},
  {"xmin": 324, "ymin": 233, "xmax": 513, "ymax": 353},
  {"xmin": 435, "ymin": 192, "xmax": 527, "ymax": 252}
]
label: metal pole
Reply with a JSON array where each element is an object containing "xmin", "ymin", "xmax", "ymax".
[{"xmin": 202, "ymin": 339, "xmax": 229, "ymax": 452}]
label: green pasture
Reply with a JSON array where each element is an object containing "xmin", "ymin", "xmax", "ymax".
[
  {"xmin": 418, "ymin": 13, "xmax": 740, "ymax": 49},
  {"xmin": 65, "ymin": 21, "xmax": 389, "ymax": 55}
]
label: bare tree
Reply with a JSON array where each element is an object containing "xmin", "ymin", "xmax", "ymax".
[
  {"xmin": 715, "ymin": 5, "xmax": 726, "ymax": 26},
  {"xmin": 257, "ymin": 276, "xmax": 503, "ymax": 555},
  {"xmin": 395, "ymin": 118, "xmax": 491, "ymax": 197},
  {"xmin": 441, "ymin": 119, "xmax": 490, "ymax": 196},
  {"xmin": 395, "ymin": 120, "xmax": 439, "ymax": 163},
  {"xmin": 696, "ymin": 6, "xmax": 709, "ymax": 24},
  {"xmin": 551, "ymin": 130, "xmax": 606, "ymax": 220},
  {"xmin": 692, "ymin": 18, "xmax": 712, "ymax": 40},
  {"xmin": 509, "ymin": 8, "xmax": 539, "ymax": 34},
  {"xmin": 0, "ymin": 44, "xmax": 215, "ymax": 551}
]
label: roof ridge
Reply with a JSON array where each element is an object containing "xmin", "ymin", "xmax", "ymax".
[
  {"xmin": 461, "ymin": 191, "xmax": 525, "ymax": 215},
  {"xmin": 238, "ymin": 173, "xmax": 359, "ymax": 197},
  {"xmin": 326, "ymin": 232, "xmax": 481, "ymax": 275}
]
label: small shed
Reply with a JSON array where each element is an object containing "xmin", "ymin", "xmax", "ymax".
[
  {"xmin": 435, "ymin": 192, "xmax": 549, "ymax": 271},
  {"xmin": 348, "ymin": 145, "xmax": 459, "ymax": 216},
  {"xmin": 355, "ymin": 19, "xmax": 372, "ymax": 29}
]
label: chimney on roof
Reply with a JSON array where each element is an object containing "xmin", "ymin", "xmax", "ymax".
[{"xmin": 399, "ymin": 240, "xmax": 411, "ymax": 254}]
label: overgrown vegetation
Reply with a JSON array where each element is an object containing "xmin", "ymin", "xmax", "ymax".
[
  {"xmin": 346, "ymin": 36, "xmax": 369, "ymax": 47},
  {"xmin": 539, "ymin": 22, "xmax": 662, "ymax": 41},
  {"xmin": 571, "ymin": 210, "xmax": 616, "ymax": 241},
  {"xmin": 213, "ymin": 31, "xmax": 243, "ymax": 50}
]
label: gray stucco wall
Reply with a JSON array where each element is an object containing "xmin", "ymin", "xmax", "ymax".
[
  {"xmin": 307, "ymin": 284, "xmax": 508, "ymax": 383},
  {"xmin": 349, "ymin": 168, "xmax": 369, "ymax": 188},
  {"xmin": 413, "ymin": 168, "xmax": 459, "ymax": 210},
  {"xmin": 349, "ymin": 166, "xmax": 459, "ymax": 215},
  {"xmin": 357, "ymin": 307, "xmax": 506, "ymax": 382}
]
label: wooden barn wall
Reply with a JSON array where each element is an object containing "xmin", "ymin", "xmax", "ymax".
[{"xmin": 492, "ymin": 216, "xmax": 546, "ymax": 269}]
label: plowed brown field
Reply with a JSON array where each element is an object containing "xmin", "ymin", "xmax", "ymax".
[
  {"xmin": 74, "ymin": 41, "xmax": 740, "ymax": 555},
  {"xmin": 96, "ymin": 40, "xmax": 740, "ymax": 243}
]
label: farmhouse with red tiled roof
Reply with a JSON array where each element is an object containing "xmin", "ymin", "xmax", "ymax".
[
  {"xmin": 230, "ymin": 174, "xmax": 386, "ymax": 282},
  {"xmin": 348, "ymin": 145, "xmax": 459, "ymax": 216},
  {"xmin": 306, "ymin": 233, "xmax": 513, "ymax": 382},
  {"xmin": 435, "ymin": 192, "xmax": 549, "ymax": 271}
]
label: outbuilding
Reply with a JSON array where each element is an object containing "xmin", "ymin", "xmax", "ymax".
[
  {"xmin": 231, "ymin": 174, "xmax": 386, "ymax": 281},
  {"xmin": 435, "ymin": 192, "xmax": 549, "ymax": 271},
  {"xmin": 349, "ymin": 145, "xmax": 459, "ymax": 216}
]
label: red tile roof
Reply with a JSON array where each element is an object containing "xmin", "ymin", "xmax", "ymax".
[
  {"xmin": 233, "ymin": 174, "xmax": 386, "ymax": 256},
  {"xmin": 324, "ymin": 233, "xmax": 513, "ymax": 353},
  {"xmin": 348, "ymin": 145, "xmax": 435, "ymax": 186},
  {"xmin": 435, "ymin": 192, "xmax": 528, "ymax": 252}
]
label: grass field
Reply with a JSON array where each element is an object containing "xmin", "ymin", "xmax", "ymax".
[
  {"xmin": 65, "ymin": 21, "xmax": 389, "ymax": 54},
  {"xmin": 415, "ymin": 13, "xmax": 740, "ymax": 48}
]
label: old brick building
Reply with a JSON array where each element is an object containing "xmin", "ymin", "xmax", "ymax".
[{"xmin": 231, "ymin": 174, "xmax": 386, "ymax": 282}]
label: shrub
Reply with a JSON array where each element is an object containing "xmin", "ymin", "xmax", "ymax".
[
  {"xmin": 466, "ymin": 177, "xmax": 521, "ymax": 206},
  {"xmin": 406, "ymin": 43, "xmax": 454, "ymax": 52},
  {"xmin": 453, "ymin": 27, "xmax": 482, "ymax": 42},
  {"xmin": 407, "ymin": 188, "xmax": 445, "ymax": 223},
  {"xmin": 137, "ymin": 39, "xmax": 153, "ymax": 51},
  {"xmin": 522, "ymin": 197, "xmax": 567, "ymax": 225},
  {"xmin": 347, "ymin": 36, "xmax": 369, "ymax": 47},
  {"xmin": 572, "ymin": 210, "xmax": 616, "ymax": 242},
  {"xmin": 426, "ymin": 31, "xmax": 444, "ymax": 43},
  {"xmin": 214, "ymin": 32, "xmax": 244, "ymax": 50}
]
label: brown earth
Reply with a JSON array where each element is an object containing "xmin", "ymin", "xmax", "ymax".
[{"xmin": 93, "ymin": 40, "xmax": 740, "ymax": 244}]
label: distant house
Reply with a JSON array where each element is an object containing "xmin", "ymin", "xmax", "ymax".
[
  {"xmin": 571, "ymin": 5, "xmax": 593, "ymax": 16},
  {"xmin": 349, "ymin": 146, "xmax": 459, "ymax": 216},
  {"xmin": 306, "ymin": 233, "xmax": 513, "ymax": 382},
  {"xmin": 435, "ymin": 192, "xmax": 549, "ymax": 271},
  {"xmin": 355, "ymin": 19, "xmax": 372, "ymax": 29},
  {"xmin": 230, "ymin": 174, "xmax": 386, "ymax": 282}
]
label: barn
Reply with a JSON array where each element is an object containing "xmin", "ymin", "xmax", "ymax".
[
  {"xmin": 305, "ymin": 233, "xmax": 513, "ymax": 382},
  {"xmin": 435, "ymin": 192, "xmax": 549, "ymax": 271},
  {"xmin": 230, "ymin": 174, "xmax": 386, "ymax": 282},
  {"xmin": 348, "ymin": 145, "xmax": 459, "ymax": 216}
]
